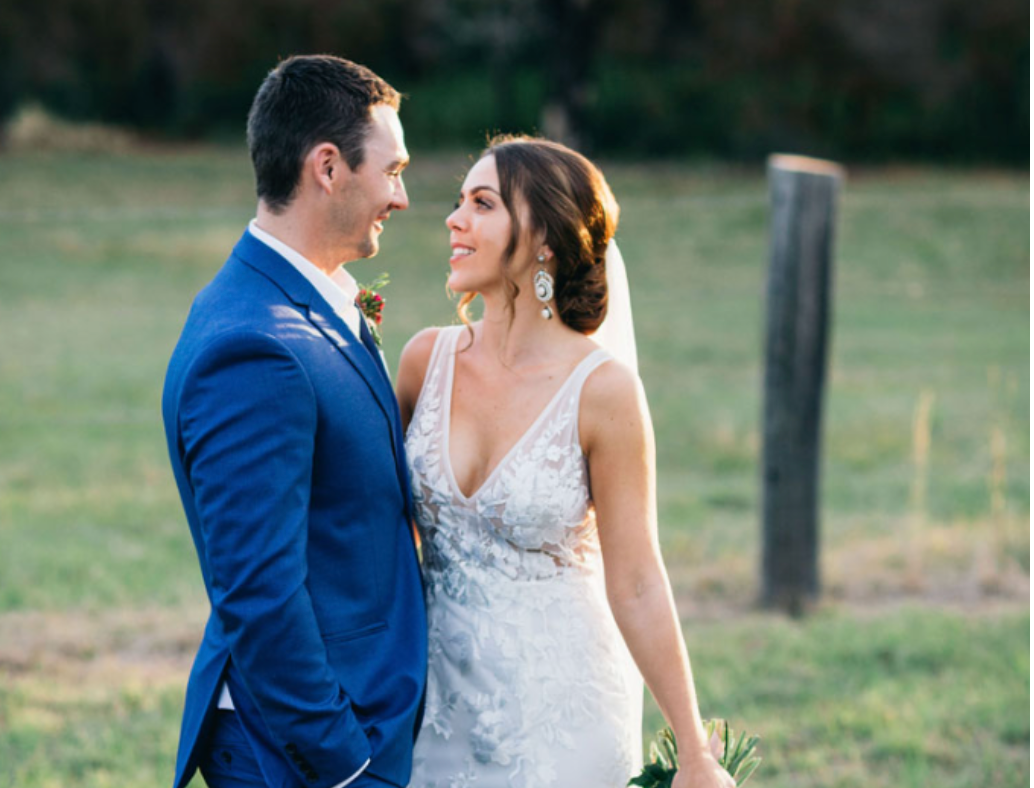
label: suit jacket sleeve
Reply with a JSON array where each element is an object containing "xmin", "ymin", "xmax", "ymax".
[{"xmin": 179, "ymin": 329, "xmax": 372, "ymax": 782}]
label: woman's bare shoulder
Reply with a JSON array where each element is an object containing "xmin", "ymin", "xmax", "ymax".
[
  {"xmin": 402, "ymin": 326, "xmax": 443, "ymax": 364},
  {"xmin": 580, "ymin": 353, "xmax": 646, "ymax": 430}
]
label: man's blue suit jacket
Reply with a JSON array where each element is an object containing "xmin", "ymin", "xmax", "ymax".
[{"xmin": 162, "ymin": 230, "xmax": 427, "ymax": 788}]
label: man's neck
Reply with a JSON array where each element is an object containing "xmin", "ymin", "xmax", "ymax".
[{"xmin": 255, "ymin": 202, "xmax": 342, "ymax": 276}]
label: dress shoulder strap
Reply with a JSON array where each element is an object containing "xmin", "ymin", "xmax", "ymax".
[
  {"xmin": 567, "ymin": 348, "xmax": 612, "ymax": 399},
  {"xmin": 546, "ymin": 348, "xmax": 613, "ymax": 452},
  {"xmin": 410, "ymin": 325, "xmax": 463, "ymax": 420},
  {"xmin": 425, "ymin": 325, "xmax": 463, "ymax": 377}
]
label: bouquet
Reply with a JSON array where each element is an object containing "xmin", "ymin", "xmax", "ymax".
[{"xmin": 629, "ymin": 721, "xmax": 761, "ymax": 787}]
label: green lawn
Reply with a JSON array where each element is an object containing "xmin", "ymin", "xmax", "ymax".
[{"xmin": 0, "ymin": 148, "xmax": 1027, "ymax": 786}]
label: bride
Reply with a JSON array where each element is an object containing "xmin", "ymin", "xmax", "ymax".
[{"xmin": 397, "ymin": 136, "xmax": 733, "ymax": 788}]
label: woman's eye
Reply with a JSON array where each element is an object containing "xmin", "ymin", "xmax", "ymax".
[{"xmin": 475, "ymin": 197, "xmax": 492, "ymax": 210}]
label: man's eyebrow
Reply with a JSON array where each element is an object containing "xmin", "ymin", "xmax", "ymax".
[{"xmin": 389, "ymin": 157, "xmax": 410, "ymax": 170}]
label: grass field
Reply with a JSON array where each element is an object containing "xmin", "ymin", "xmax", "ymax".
[{"xmin": 0, "ymin": 146, "xmax": 1028, "ymax": 787}]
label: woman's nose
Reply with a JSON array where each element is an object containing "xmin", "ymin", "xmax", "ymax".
[{"xmin": 445, "ymin": 206, "xmax": 464, "ymax": 230}]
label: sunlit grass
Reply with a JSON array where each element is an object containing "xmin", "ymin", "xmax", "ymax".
[
  {"xmin": 659, "ymin": 606, "xmax": 1029, "ymax": 788},
  {"xmin": 0, "ymin": 149, "xmax": 1027, "ymax": 786}
]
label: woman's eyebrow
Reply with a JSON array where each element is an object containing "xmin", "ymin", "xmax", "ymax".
[{"xmin": 459, "ymin": 185, "xmax": 502, "ymax": 197}]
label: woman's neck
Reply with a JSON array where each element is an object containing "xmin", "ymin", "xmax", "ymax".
[{"xmin": 477, "ymin": 289, "xmax": 571, "ymax": 369}]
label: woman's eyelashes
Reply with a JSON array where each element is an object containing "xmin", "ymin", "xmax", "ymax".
[{"xmin": 454, "ymin": 192, "xmax": 495, "ymax": 211}]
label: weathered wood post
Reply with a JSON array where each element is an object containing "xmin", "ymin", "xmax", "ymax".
[{"xmin": 761, "ymin": 154, "xmax": 844, "ymax": 615}]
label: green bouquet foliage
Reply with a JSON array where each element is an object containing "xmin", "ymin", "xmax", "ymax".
[{"xmin": 629, "ymin": 721, "xmax": 761, "ymax": 787}]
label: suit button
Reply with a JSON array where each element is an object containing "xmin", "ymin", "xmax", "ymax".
[
  {"xmin": 285, "ymin": 743, "xmax": 298, "ymax": 755},
  {"xmin": 306, "ymin": 770, "xmax": 319, "ymax": 782}
]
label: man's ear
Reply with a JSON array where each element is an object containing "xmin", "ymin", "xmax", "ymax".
[{"xmin": 308, "ymin": 143, "xmax": 343, "ymax": 195}]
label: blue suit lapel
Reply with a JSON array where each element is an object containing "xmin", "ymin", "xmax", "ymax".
[
  {"xmin": 307, "ymin": 307, "xmax": 414, "ymax": 517},
  {"xmin": 231, "ymin": 230, "xmax": 412, "ymax": 510},
  {"xmin": 232, "ymin": 231, "xmax": 395, "ymax": 424},
  {"xmin": 304, "ymin": 307, "xmax": 398, "ymax": 429},
  {"xmin": 358, "ymin": 314, "xmax": 415, "ymax": 517},
  {"xmin": 357, "ymin": 312, "xmax": 391, "ymax": 388}
]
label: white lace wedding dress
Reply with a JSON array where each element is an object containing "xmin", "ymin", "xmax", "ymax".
[{"xmin": 405, "ymin": 326, "xmax": 643, "ymax": 787}]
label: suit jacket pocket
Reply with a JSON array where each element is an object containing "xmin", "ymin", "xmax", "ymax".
[{"xmin": 322, "ymin": 620, "xmax": 387, "ymax": 644}]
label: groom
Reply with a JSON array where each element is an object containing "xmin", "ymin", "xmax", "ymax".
[{"xmin": 162, "ymin": 55, "xmax": 426, "ymax": 788}]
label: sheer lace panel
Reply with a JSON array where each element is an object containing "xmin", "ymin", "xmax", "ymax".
[{"xmin": 405, "ymin": 326, "xmax": 643, "ymax": 787}]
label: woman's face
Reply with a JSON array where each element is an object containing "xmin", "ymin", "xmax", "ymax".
[{"xmin": 445, "ymin": 155, "xmax": 531, "ymax": 296}]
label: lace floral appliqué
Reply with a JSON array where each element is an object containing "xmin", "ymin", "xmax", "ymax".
[{"xmin": 405, "ymin": 327, "xmax": 643, "ymax": 788}]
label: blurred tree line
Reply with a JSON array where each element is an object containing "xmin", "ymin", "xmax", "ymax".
[{"xmin": 0, "ymin": 0, "xmax": 1026, "ymax": 162}]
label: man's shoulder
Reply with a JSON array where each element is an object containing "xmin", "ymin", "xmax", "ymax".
[
  {"xmin": 169, "ymin": 269, "xmax": 309, "ymax": 376},
  {"xmin": 186, "ymin": 255, "xmax": 304, "ymax": 328}
]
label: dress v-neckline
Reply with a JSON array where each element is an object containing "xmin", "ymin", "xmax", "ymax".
[{"xmin": 442, "ymin": 332, "xmax": 606, "ymax": 504}]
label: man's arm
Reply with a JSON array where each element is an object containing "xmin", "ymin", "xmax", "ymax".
[{"xmin": 180, "ymin": 331, "xmax": 371, "ymax": 785}]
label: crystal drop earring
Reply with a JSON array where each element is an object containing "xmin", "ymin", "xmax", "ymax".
[{"xmin": 534, "ymin": 254, "xmax": 555, "ymax": 320}]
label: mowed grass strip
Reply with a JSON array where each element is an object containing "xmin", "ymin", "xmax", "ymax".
[{"xmin": 0, "ymin": 605, "xmax": 1026, "ymax": 788}]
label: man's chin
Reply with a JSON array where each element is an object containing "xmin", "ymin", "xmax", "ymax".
[{"xmin": 357, "ymin": 239, "xmax": 378, "ymax": 259}]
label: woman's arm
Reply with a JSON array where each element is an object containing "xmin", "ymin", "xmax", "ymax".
[
  {"xmin": 395, "ymin": 327, "xmax": 440, "ymax": 431},
  {"xmin": 581, "ymin": 361, "xmax": 733, "ymax": 788}
]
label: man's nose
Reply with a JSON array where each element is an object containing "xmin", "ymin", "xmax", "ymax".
[{"xmin": 393, "ymin": 176, "xmax": 410, "ymax": 210}]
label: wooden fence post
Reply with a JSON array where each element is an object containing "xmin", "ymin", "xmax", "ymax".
[{"xmin": 761, "ymin": 154, "xmax": 844, "ymax": 615}]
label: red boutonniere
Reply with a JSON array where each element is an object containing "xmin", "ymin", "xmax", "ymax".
[{"xmin": 356, "ymin": 273, "xmax": 389, "ymax": 347}]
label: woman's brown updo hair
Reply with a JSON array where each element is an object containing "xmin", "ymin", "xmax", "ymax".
[{"xmin": 457, "ymin": 135, "xmax": 619, "ymax": 335}]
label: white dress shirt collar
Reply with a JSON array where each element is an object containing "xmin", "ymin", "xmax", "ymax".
[{"xmin": 248, "ymin": 219, "xmax": 361, "ymax": 337}]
